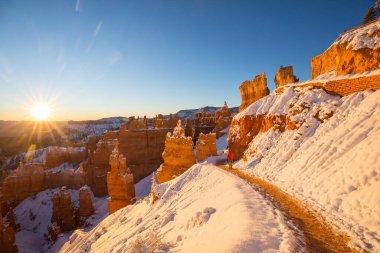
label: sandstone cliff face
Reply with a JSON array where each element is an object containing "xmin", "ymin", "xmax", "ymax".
[
  {"xmin": 311, "ymin": 20, "xmax": 380, "ymax": 79},
  {"xmin": 229, "ymin": 87, "xmax": 339, "ymax": 160},
  {"xmin": 51, "ymin": 187, "xmax": 76, "ymax": 232},
  {"xmin": 1, "ymin": 162, "xmax": 86, "ymax": 206},
  {"xmin": 196, "ymin": 133, "xmax": 217, "ymax": 161},
  {"xmin": 239, "ymin": 73, "xmax": 270, "ymax": 111},
  {"xmin": 214, "ymin": 101, "xmax": 233, "ymax": 136},
  {"xmin": 107, "ymin": 141, "xmax": 135, "ymax": 214},
  {"xmin": 45, "ymin": 147, "xmax": 86, "ymax": 169},
  {"xmin": 157, "ymin": 121, "xmax": 196, "ymax": 183},
  {"xmin": 90, "ymin": 139, "xmax": 114, "ymax": 197},
  {"xmin": 274, "ymin": 66, "xmax": 297, "ymax": 88},
  {"xmin": 78, "ymin": 186, "xmax": 94, "ymax": 221},
  {"xmin": 152, "ymin": 114, "xmax": 179, "ymax": 128}
]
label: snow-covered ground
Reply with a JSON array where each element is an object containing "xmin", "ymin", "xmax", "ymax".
[
  {"xmin": 234, "ymin": 88, "xmax": 380, "ymax": 251},
  {"xmin": 333, "ymin": 19, "xmax": 380, "ymax": 50},
  {"xmin": 58, "ymin": 164, "xmax": 298, "ymax": 253},
  {"xmin": 14, "ymin": 175, "xmax": 153, "ymax": 253}
]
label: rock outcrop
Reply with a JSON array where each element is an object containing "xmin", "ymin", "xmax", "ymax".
[
  {"xmin": 1, "ymin": 162, "xmax": 86, "ymax": 206},
  {"xmin": 0, "ymin": 205, "xmax": 17, "ymax": 253},
  {"xmin": 239, "ymin": 72, "xmax": 270, "ymax": 111},
  {"xmin": 229, "ymin": 87, "xmax": 338, "ymax": 160},
  {"xmin": 89, "ymin": 139, "xmax": 114, "ymax": 196},
  {"xmin": 214, "ymin": 101, "xmax": 233, "ymax": 137},
  {"xmin": 107, "ymin": 140, "xmax": 136, "ymax": 214},
  {"xmin": 274, "ymin": 65, "xmax": 298, "ymax": 88},
  {"xmin": 45, "ymin": 147, "xmax": 86, "ymax": 169},
  {"xmin": 157, "ymin": 120, "xmax": 196, "ymax": 183},
  {"xmin": 184, "ymin": 118, "xmax": 194, "ymax": 138},
  {"xmin": 152, "ymin": 114, "xmax": 180, "ymax": 128},
  {"xmin": 196, "ymin": 133, "xmax": 217, "ymax": 161},
  {"xmin": 51, "ymin": 187, "xmax": 76, "ymax": 232},
  {"xmin": 311, "ymin": 20, "xmax": 380, "ymax": 79},
  {"xmin": 78, "ymin": 186, "xmax": 94, "ymax": 222}
]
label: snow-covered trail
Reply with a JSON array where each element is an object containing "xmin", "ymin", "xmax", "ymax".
[
  {"xmin": 218, "ymin": 164, "xmax": 358, "ymax": 253},
  {"xmin": 58, "ymin": 164, "xmax": 301, "ymax": 253}
]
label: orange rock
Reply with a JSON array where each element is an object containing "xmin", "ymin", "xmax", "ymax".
[
  {"xmin": 274, "ymin": 65, "xmax": 298, "ymax": 88},
  {"xmin": 51, "ymin": 187, "xmax": 76, "ymax": 232},
  {"xmin": 157, "ymin": 120, "xmax": 196, "ymax": 183},
  {"xmin": 196, "ymin": 133, "xmax": 217, "ymax": 161},
  {"xmin": 0, "ymin": 226, "xmax": 17, "ymax": 253},
  {"xmin": 214, "ymin": 101, "xmax": 233, "ymax": 137},
  {"xmin": 311, "ymin": 21, "xmax": 380, "ymax": 79},
  {"xmin": 45, "ymin": 147, "xmax": 86, "ymax": 169},
  {"xmin": 228, "ymin": 114, "xmax": 297, "ymax": 160},
  {"xmin": 239, "ymin": 73, "xmax": 270, "ymax": 112},
  {"xmin": 78, "ymin": 186, "xmax": 94, "ymax": 220},
  {"xmin": 0, "ymin": 206, "xmax": 2, "ymax": 231},
  {"xmin": 107, "ymin": 140, "xmax": 135, "ymax": 214}
]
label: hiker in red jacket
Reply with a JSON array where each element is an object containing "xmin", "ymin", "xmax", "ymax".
[{"xmin": 227, "ymin": 150, "xmax": 234, "ymax": 169}]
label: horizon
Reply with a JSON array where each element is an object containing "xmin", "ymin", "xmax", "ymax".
[{"xmin": 0, "ymin": 0, "xmax": 374, "ymax": 121}]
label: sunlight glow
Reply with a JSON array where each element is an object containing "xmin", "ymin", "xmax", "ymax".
[{"xmin": 31, "ymin": 103, "xmax": 51, "ymax": 121}]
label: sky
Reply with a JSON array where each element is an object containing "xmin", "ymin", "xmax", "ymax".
[{"xmin": 0, "ymin": 0, "xmax": 375, "ymax": 121}]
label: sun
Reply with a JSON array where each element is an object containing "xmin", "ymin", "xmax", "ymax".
[{"xmin": 31, "ymin": 103, "xmax": 51, "ymax": 121}]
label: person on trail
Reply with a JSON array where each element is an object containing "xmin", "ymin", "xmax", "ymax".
[{"xmin": 227, "ymin": 150, "xmax": 234, "ymax": 169}]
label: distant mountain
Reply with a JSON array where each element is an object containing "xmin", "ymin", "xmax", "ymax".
[{"xmin": 176, "ymin": 106, "xmax": 239, "ymax": 119}]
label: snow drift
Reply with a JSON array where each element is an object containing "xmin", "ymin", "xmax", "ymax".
[
  {"xmin": 233, "ymin": 87, "xmax": 380, "ymax": 252},
  {"xmin": 58, "ymin": 164, "xmax": 297, "ymax": 253}
]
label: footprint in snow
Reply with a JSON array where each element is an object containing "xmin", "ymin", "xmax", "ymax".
[{"xmin": 186, "ymin": 207, "xmax": 216, "ymax": 229}]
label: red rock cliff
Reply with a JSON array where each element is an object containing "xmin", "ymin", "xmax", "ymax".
[
  {"xmin": 311, "ymin": 20, "xmax": 380, "ymax": 79},
  {"xmin": 239, "ymin": 72, "xmax": 270, "ymax": 112}
]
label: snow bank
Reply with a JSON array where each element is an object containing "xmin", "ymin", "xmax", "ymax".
[
  {"xmin": 333, "ymin": 19, "xmax": 380, "ymax": 50},
  {"xmin": 58, "ymin": 164, "xmax": 296, "ymax": 253},
  {"xmin": 235, "ymin": 89, "xmax": 380, "ymax": 251}
]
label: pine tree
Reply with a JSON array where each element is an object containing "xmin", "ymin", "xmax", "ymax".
[
  {"xmin": 376, "ymin": 0, "xmax": 380, "ymax": 15},
  {"xmin": 363, "ymin": 7, "xmax": 377, "ymax": 24}
]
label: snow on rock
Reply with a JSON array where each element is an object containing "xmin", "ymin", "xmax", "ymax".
[
  {"xmin": 58, "ymin": 164, "xmax": 297, "ymax": 253},
  {"xmin": 333, "ymin": 19, "xmax": 380, "ymax": 50},
  {"xmin": 234, "ymin": 89, "xmax": 380, "ymax": 251}
]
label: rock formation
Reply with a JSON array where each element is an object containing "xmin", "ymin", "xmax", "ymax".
[
  {"xmin": 239, "ymin": 72, "xmax": 270, "ymax": 111},
  {"xmin": 311, "ymin": 20, "xmax": 380, "ymax": 79},
  {"xmin": 152, "ymin": 114, "xmax": 179, "ymax": 128},
  {"xmin": 274, "ymin": 65, "xmax": 298, "ymax": 88},
  {"xmin": 100, "ymin": 127, "xmax": 171, "ymax": 185},
  {"xmin": 107, "ymin": 140, "xmax": 136, "ymax": 214},
  {"xmin": 185, "ymin": 118, "xmax": 194, "ymax": 138},
  {"xmin": 214, "ymin": 101, "xmax": 233, "ymax": 137},
  {"xmin": 0, "ymin": 205, "xmax": 17, "ymax": 253},
  {"xmin": 2, "ymin": 163, "xmax": 45, "ymax": 203},
  {"xmin": 1, "ymin": 162, "xmax": 86, "ymax": 206},
  {"xmin": 78, "ymin": 186, "xmax": 94, "ymax": 222},
  {"xmin": 90, "ymin": 139, "xmax": 114, "ymax": 196},
  {"xmin": 157, "ymin": 120, "xmax": 196, "ymax": 183},
  {"xmin": 45, "ymin": 147, "xmax": 86, "ymax": 169},
  {"xmin": 196, "ymin": 133, "xmax": 217, "ymax": 161},
  {"xmin": 51, "ymin": 187, "xmax": 76, "ymax": 232}
]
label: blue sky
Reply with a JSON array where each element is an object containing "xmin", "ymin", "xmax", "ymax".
[{"xmin": 0, "ymin": 0, "xmax": 375, "ymax": 120}]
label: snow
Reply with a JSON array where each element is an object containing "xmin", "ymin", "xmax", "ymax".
[
  {"xmin": 13, "ymin": 172, "xmax": 155, "ymax": 253},
  {"xmin": 234, "ymin": 88, "xmax": 380, "ymax": 252},
  {"xmin": 14, "ymin": 189, "xmax": 80, "ymax": 253},
  {"xmin": 333, "ymin": 19, "xmax": 380, "ymax": 50},
  {"xmin": 58, "ymin": 164, "xmax": 298, "ymax": 253},
  {"xmin": 233, "ymin": 87, "xmax": 339, "ymax": 128},
  {"xmin": 216, "ymin": 126, "xmax": 230, "ymax": 151}
]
